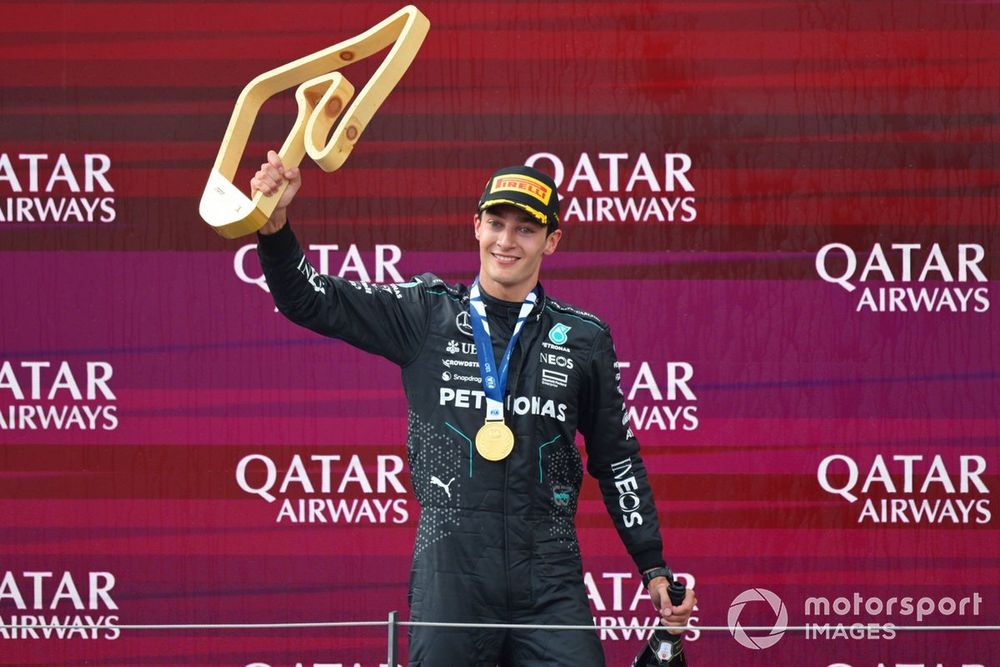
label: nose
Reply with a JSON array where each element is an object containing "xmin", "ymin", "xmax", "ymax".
[{"xmin": 496, "ymin": 225, "xmax": 516, "ymax": 249}]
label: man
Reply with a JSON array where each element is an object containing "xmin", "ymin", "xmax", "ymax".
[{"xmin": 252, "ymin": 151, "xmax": 696, "ymax": 666}]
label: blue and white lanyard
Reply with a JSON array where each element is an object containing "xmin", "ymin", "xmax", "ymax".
[{"xmin": 468, "ymin": 279, "xmax": 538, "ymax": 421}]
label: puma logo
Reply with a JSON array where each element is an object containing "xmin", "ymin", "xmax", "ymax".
[{"xmin": 430, "ymin": 475, "xmax": 455, "ymax": 499}]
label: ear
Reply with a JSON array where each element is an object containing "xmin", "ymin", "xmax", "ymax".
[
  {"xmin": 474, "ymin": 213, "xmax": 482, "ymax": 240},
  {"xmin": 542, "ymin": 229, "xmax": 562, "ymax": 256}
]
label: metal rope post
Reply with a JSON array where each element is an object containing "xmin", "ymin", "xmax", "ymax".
[{"xmin": 386, "ymin": 610, "xmax": 398, "ymax": 666}]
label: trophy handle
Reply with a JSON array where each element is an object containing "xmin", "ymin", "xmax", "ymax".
[
  {"xmin": 198, "ymin": 5, "xmax": 430, "ymax": 238},
  {"xmin": 201, "ymin": 73, "xmax": 355, "ymax": 239}
]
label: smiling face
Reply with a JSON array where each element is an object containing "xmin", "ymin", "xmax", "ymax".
[{"xmin": 474, "ymin": 204, "xmax": 562, "ymax": 302}]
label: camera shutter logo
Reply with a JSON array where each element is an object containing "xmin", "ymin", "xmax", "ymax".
[{"xmin": 727, "ymin": 588, "xmax": 788, "ymax": 650}]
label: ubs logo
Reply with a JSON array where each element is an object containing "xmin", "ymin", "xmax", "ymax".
[{"xmin": 456, "ymin": 311, "xmax": 473, "ymax": 337}]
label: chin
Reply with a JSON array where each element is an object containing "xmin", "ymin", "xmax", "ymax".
[
  {"xmin": 485, "ymin": 262, "xmax": 517, "ymax": 279},
  {"xmin": 489, "ymin": 272, "xmax": 520, "ymax": 286}
]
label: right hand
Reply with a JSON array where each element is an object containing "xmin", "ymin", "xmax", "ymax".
[
  {"xmin": 250, "ymin": 150, "xmax": 301, "ymax": 235},
  {"xmin": 649, "ymin": 579, "xmax": 697, "ymax": 636}
]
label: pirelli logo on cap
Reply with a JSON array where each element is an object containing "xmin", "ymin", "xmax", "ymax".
[{"xmin": 490, "ymin": 175, "xmax": 553, "ymax": 205}]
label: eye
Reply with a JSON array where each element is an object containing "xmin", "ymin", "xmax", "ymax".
[{"xmin": 518, "ymin": 226, "xmax": 535, "ymax": 235}]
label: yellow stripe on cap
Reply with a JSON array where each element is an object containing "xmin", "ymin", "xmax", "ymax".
[
  {"xmin": 489, "ymin": 174, "xmax": 553, "ymax": 205},
  {"xmin": 479, "ymin": 198, "xmax": 551, "ymax": 226}
]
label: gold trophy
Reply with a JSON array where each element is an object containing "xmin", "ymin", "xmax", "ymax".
[{"xmin": 199, "ymin": 5, "xmax": 429, "ymax": 238}]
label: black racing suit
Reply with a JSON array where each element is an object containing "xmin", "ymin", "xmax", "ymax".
[{"xmin": 258, "ymin": 224, "xmax": 666, "ymax": 666}]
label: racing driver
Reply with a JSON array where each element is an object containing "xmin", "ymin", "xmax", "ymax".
[{"xmin": 252, "ymin": 151, "xmax": 697, "ymax": 666}]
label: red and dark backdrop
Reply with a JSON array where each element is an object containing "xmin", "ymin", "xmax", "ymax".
[{"xmin": 1, "ymin": 1, "xmax": 997, "ymax": 665}]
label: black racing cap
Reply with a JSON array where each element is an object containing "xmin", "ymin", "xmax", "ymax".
[{"xmin": 477, "ymin": 165, "xmax": 561, "ymax": 230}]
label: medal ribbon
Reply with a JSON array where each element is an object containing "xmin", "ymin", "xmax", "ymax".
[{"xmin": 468, "ymin": 279, "xmax": 538, "ymax": 421}]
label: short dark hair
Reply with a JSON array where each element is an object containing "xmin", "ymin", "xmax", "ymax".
[{"xmin": 479, "ymin": 205, "xmax": 556, "ymax": 237}]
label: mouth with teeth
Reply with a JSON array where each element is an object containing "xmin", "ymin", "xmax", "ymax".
[{"xmin": 491, "ymin": 252, "xmax": 520, "ymax": 266}]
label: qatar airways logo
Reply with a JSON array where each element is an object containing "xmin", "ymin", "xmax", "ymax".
[
  {"xmin": 525, "ymin": 152, "xmax": 697, "ymax": 224},
  {"xmin": 818, "ymin": 454, "xmax": 991, "ymax": 525},
  {"xmin": 0, "ymin": 361, "xmax": 118, "ymax": 431},
  {"xmin": 816, "ymin": 243, "xmax": 989, "ymax": 313},
  {"xmin": 236, "ymin": 453, "xmax": 409, "ymax": 524},
  {"xmin": 618, "ymin": 361, "xmax": 698, "ymax": 432},
  {"xmin": 0, "ymin": 152, "xmax": 115, "ymax": 223},
  {"xmin": 0, "ymin": 570, "xmax": 120, "ymax": 640},
  {"xmin": 585, "ymin": 570, "xmax": 699, "ymax": 642},
  {"xmin": 235, "ymin": 243, "xmax": 404, "ymax": 301}
]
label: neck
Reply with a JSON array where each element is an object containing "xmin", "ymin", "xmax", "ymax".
[{"xmin": 477, "ymin": 272, "xmax": 537, "ymax": 303}]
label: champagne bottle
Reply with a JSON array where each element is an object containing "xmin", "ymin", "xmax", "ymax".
[{"xmin": 631, "ymin": 580, "xmax": 689, "ymax": 666}]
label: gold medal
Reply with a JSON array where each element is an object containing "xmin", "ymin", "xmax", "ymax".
[{"xmin": 475, "ymin": 420, "xmax": 515, "ymax": 461}]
